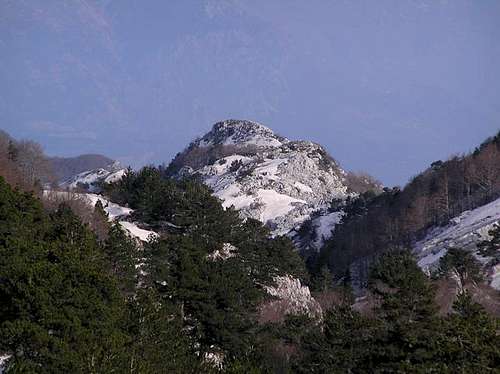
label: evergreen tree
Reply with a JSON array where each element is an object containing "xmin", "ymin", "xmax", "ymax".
[
  {"xmin": 437, "ymin": 247, "xmax": 484, "ymax": 286},
  {"xmin": 0, "ymin": 178, "xmax": 129, "ymax": 372},
  {"xmin": 366, "ymin": 251, "xmax": 442, "ymax": 372},
  {"xmin": 436, "ymin": 291, "xmax": 500, "ymax": 372},
  {"xmin": 124, "ymin": 289, "xmax": 201, "ymax": 373},
  {"xmin": 310, "ymin": 263, "xmax": 334, "ymax": 292},
  {"xmin": 369, "ymin": 250, "xmax": 437, "ymax": 323},
  {"xmin": 103, "ymin": 223, "xmax": 138, "ymax": 295}
]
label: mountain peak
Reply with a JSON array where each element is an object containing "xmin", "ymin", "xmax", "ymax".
[
  {"xmin": 199, "ymin": 119, "xmax": 287, "ymax": 148},
  {"xmin": 167, "ymin": 119, "xmax": 352, "ymax": 238}
]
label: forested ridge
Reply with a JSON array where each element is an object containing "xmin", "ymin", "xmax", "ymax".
[
  {"xmin": 317, "ymin": 131, "xmax": 500, "ymax": 283},
  {"xmin": 0, "ymin": 128, "xmax": 499, "ymax": 372}
]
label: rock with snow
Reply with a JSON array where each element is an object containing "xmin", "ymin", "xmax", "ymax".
[
  {"xmin": 0, "ymin": 354, "xmax": 10, "ymax": 374},
  {"xmin": 168, "ymin": 119, "xmax": 357, "ymax": 238},
  {"xmin": 207, "ymin": 243, "xmax": 238, "ymax": 261},
  {"xmin": 264, "ymin": 275, "xmax": 322, "ymax": 320},
  {"xmin": 60, "ymin": 161, "xmax": 126, "ymax": 193},
  {"xmin": 414, "ymin": 197, "xmax": 500, "ymax": 290}
]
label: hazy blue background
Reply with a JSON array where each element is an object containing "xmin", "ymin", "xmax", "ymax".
[{"xmin": 1, "ymin": 0, "xmax": 499, "ymax": 186}]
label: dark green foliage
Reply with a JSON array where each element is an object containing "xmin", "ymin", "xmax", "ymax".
[
  {"xmin": 437, "ymin": 292, "xmax": 500, "ymax": 372},
  {"xmin": 298, "ymin": 251, "xmax": 500, "ymax": 373},
  {"xmin": 366, "ymin": 252, "xmax": 443, "ymax": 372},
  {"xmin": 369, "ymin": 250, "xmax": 437, "ymax": 323},
  {"xmin": 103, "ymin": 223, "xmax": 138, "ymax": 295},
  {"xmin": 104, "ymin": 166, "xmax": 306, "ymax": 367},
  {"xmin": 437, "ymin": 247, "xmax": 484, "ymax": 285},
  {"xmin": 0, "ymin": 177, "xmax": 198, "ymax": 373},
  {"xmin": 123, "ymin": 289, "xmax": 201, "ymax": 374},
  {"xmin": 309, "ymin": 263, "xmax": 334, "ymax": 292},
  {"xmin": 297, "ymin": 306, "xmax": 381, "ymax": 373},
  {"xmin": 0, "ymin": 177, "xmax": 129, "ymax": 372}
]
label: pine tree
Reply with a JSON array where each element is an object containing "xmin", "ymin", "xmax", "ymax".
[
  {"xmin": 0, "ymin": 178, "xmax": 130, "ymax": 372},
  {"xmin": 437, "ymin": 247, "xmax": 483, "ymax": 287},
  {"xmin": 310, "ymin": 263, "xmax": 335, "ymax": 292},
  {"xmin": 437, "ymin": 291, "xmax": 500, "ymax": 372},
  {"xmin": 104, "ymin": 223, "xmax": 138, "ymax": 295},
  {"xmin": 369, "ymin": 250, "xmax": 437, "ymax": 323},
  {"xmin": 367, "ymin": 251, "xmax": 442, "ymax": 371},
  {"xmin": 124, "ymin": 289, "xmax": 201, "ymax": 373}
]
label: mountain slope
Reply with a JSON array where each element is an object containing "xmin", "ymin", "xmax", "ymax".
[
  {"xmin": 49, "ymin": 154, "xmax": 116, "ymax": 182},
  {"xmin": 415, "ymin": 196, "xmax": 500, "ymax": 290},
  {"xmin": 167, "ymin": 119, "xmax": 359, "ymax": 238}
]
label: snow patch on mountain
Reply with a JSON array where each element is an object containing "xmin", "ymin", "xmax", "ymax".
[
  {"xmin": 414, "ymin": 197, "xmax": 500, "ymax": 289},
  {"xmin": 60, "ymin": 162, "xmax": 126, "ymax": 193},
  {"xmin": 44, "ymin": 190, "xmax": 157, "ymax": 242},
  {"xmin": 83, "ymin": 193, "xmax": 133, "ymax": 219},
  {"xmin": 81, "ymin": 193, "xmax": 157, "ymax": 242},
  {"xmin": 119, "ymin": 221, "xmax": 157, "ymax": 242},
  {"xmin": 310, "ymin": 211, "xmax": 344, "ymax": 249}
]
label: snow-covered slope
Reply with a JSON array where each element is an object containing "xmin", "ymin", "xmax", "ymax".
[
  {"xmin": 169, "ymin": 119, "xmax": 353, "ymax": 238},
  {"xmin": 83, "ymin": 193, "xmax": 158, "ymax": 242},
  {"xmin": 414, "ymin": 197, "xmax": 500, "ymax": 289},
  {"xmin": 60, "ymin": 161, "xmax": 126, "ymax": 193},
  {"xmin": 44, "ymin": 190, "xmax": 157, "ymax": 242}
]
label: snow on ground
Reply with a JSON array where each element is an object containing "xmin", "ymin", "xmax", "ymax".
[
  {"xmin": 217, "ymin": 187, "xmax": 307, "ymax": 225},
  {"xmin": 44, "ymin": 190, "xmax": 157, "ymax": 242},
  {"xmin": 490, "ymin": 264, "xmax": 500, "ymax": 290},
  {"xmin": 256, "ymin": 189, "xmax": 306, "ymax": 223},
  {"xmin": 310, "ymin": 211, "xmax": 344, "ymax": 249},
  {"xmin": 119, "ymin": 221, "xmax": 158, "ymax": 242},
  {"xmin": 414, "ymin": 197, "xmax": 500, "ymax": 289},
  {"xmin": 224, "ymin": 133, "xmax": 283, "ymax": 148},
  {"xmin": 61, "ymin": 168, "xmax": 112, "ymax": 192},
  {"xmin": 60, "ymin": 167, "xmax": 126, "ymax": 192},
  {"xmin": 217, "ymin": 184, "xmax": 253, "ymax": 210},
  {"xmin": 294, "ymin": 181, "xmax": 313, "ymax": 194},
  {"xmin": 83, "ymin": 193, "xmax": 133, "ymax": 219},
  {"xmin": 253, "ymin": 158, "xmax": 288, "ymax": 181},
  {"xmin": 104, "ymin": 169, "xmax": 126, "ymax": 183},
  {"xmin": 417, "ymin": 248, "xmax": 448, "ymax": 269}
]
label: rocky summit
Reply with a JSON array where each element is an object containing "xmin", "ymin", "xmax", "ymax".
[{"xmin": 167, "ymin": 119, "xmax": 355, "ymax": 239}]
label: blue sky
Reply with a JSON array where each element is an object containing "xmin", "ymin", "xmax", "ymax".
[{"xmin": 1, "ymin": 0, "xmax": 499, "ymax": 185}]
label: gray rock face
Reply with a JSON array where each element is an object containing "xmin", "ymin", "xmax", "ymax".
[{"xmin": 170, "ymin": 119, "xmax": 351, "ymax": 237}]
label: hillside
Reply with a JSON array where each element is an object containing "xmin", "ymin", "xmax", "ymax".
[
  {"xmin": 319, "ymin": 130, "xmax": 500, "ymax": 289},
  {"xmin": 416, "ymin": 196, "xmax": 500, "ymax": 290}
]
